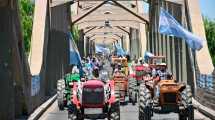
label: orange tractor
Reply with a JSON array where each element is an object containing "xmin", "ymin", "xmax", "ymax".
[
  {"xmin": 111, "ymin": 57, "xmax": 129, "ymax": 103},
  {"xmin": 138, "ymin": 63, "xmax": 194, "ymax": 120},
  {"xmin": 113, "ymin": 72, "xmax": 128, "ymax": 103}
]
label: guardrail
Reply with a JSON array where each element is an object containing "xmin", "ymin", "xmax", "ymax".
[{"xmin": 195, "ymin": 70, "xmax": 215, "ymax": 111}]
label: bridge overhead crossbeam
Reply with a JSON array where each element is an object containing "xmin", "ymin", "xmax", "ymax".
[
  {"xmin": 77, "ymin": 20, "xmax": 141, "ymax": 29},
  {"xmin": 84, "ymin": 26, "xmax": 129, "ymax": 35},
  {"xmin": 71, "ymin": 0, "xmax": 149, "ymax": 25}
]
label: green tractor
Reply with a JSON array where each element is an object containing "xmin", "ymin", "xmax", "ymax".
[{"xmin": 57, "ymin": 73, "xmax": 80, "ymax": 110}]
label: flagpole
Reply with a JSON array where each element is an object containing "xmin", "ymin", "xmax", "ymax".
[{"xmin": 185, "ymin": 0, "xmax": 197, "ymax": 96}]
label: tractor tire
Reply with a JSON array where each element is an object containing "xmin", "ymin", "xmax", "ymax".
[
  {"xmin": 57, "ymin": 79, "xmax": 65, "ymax": 110},
  {"xmin": 109, "ymin": 100, "xmax": 120, "ymax": 120},
  {"xmin": 180, "ymin": 85, "xmax": 194, "ymax": 120},
  {"xmin": 115, "ymin": 90, "xmax": 120, "ymax": 102},
  {"xmin": 68, "ymin": 111, "xmax": 77, "ymax": 120},
  {"xmin": 179, "ymin": 114, "xmax": 187, "ymax": 120},
  {"xmin": 68, "ymin": 111, "xmax": 83, "ymax": 120},
  {"xmin": 139, "ymin": 83, "xmax": 152, "ymax": 120},
  {"xmin": 109, "ymin": 111, "xmax": 120, "ymax": 120},
  {"xmin": 128, "ymin": 77, "xmax": 138, "ymax": 105}
]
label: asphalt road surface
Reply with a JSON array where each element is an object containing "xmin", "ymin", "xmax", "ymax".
[{"xmin": 39, "ymin": 100, "xmax": 210, "ymax": 120}]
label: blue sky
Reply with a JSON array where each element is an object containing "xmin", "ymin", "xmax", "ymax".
[{"xmin": 200, "ymin": 0, "xmax": 215, "ymax": 19}]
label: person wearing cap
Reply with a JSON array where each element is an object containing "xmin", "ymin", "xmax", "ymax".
[
  {"xmin": 138, "ymin": 57, "xmax": 143, "ymax": 65},
  {"xmin": 156, "ymin": 63, "xmax": 170, "ymax": 80},
  {"xmin": 154, "ymin": 63, "xmax": 172, "ymax": 102}
]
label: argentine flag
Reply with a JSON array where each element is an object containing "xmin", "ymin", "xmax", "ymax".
[
  {"xmin": 159, "ymin": 8, "xmax": 203, "ymax": 51},
  {"xmin": 95, "ymin": 44, "xmax": 110, "ymax": 54},
  {"xmin": 68, "ymin": 33, "xmax": 83, "ymax": 76},
  {"xmin": 144, "ymin": 51, "xmax": 154, "ymax": 61},
  {"xmin": 115, "ymin": 43, "xmax": 126, "ymax": 56}
]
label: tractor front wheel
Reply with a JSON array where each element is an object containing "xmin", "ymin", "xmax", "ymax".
[
  {"xmin": 68, "ymin": 111, "xmax": 77, "ymax": 120},
  {"xmin": 68, "ymin": 111, "xmax": 83, "ymax": 120},
  {"xmin": 109, "ymin": 101, "xmax": 120, "ymax": 120},
  {"xmin": 57, "ymin": 79, "xmax": 65, "ymax": 110},
  {"xmin": 109, "ymin": 111, "xmax": 120, "ymax": 120},
  {"xmin": 139, "ymin": 83, "xmax": 152, "ymax": 120}
]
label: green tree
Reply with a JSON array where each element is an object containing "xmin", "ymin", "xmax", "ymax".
[
  {"xmin": 71, "ymin": 25, "xmax": 80, "ymax": 44},
  {"xmin": 204, "ymin": 17, "xmax": 215, "ymax": 65},
  {"xmin": 19, "ymin": 0, "xmax": 34, "ymax": 55}
]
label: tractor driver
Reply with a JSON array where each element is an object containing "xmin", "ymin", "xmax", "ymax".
[
  {"xmin": 154, "ymin": 63, "xmax": 172, "ymax": 102},
  {"xmin": 71, "ymin": 66, "xmax": 81, "ymax": 82},
  {"xmin": 156, "ymin": 63, "xmax": 172, "ymax": 80},
  {"xmin": 114, "ymin": 63, "xmax": 122, "ymax": 73},
  {"xmin": 64, "ymin": 65, "xmax": 81, "ymax": 88},
  {"xmin": 100, "ymin": 70, "xmax": 109, "ymax": 83}
]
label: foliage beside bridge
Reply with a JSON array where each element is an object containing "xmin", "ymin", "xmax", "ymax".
[
  {"xmin": 71, "ymin": 25, "xmax": 80, "ymax": 44},
  {"xmin": 204, "ymin": 17, "xmax": 215, "ymax": 66},
  {"xmin": 19, "ymin": 0, "xmax": 34, "ymax": 55}
]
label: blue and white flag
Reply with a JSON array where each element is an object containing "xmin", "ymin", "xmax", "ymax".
[
  {"xmin": 95, "ymin": 44, "xmax": 110, "ymax": 54},
  {"xmin": 159, "ymin": 8, "xmax": 203, "ymax": 50},
  {"xmin": 68, "ymin": 33, "xmax": 83, "ymax": 76},
  {"xmin": 115, "ymin": 42, "xmax": 126, "ymax": 56},
  {"xmin": 144, "ymin": 51, "xmax": 154, "ymax": 61}
]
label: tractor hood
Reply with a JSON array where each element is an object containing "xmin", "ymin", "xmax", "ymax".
[
  {"xmin": 83, "ymin": 80, "xmax": 104, "ymax": 88},
  {"xmin": 82, "ymin": 80, "xmax": 105, "ymax": 108}
]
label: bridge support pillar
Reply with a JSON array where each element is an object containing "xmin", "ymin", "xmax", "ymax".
[
  {"xmin": 47, "ymin": 3, "xmax": 71, "ymax": 96},
  {"xmin": 77, "ymin": 29, "xmax": 85, "ymax": 57},
  {"xmin": 137, "ymin": 0, "xmax": 148, "ymax": 57},
  {"xmin": 0, "ymin": 1, "xmax": 29, "ymax": 118},
  {"xmin": 0, "ymin": 8, "xmax": 15, "ymax": 119},
  {"xmin": 84, "ymin": 36, "xmax": 90, "ymax": 57},
  {"xmin": 130, "ymin": 28, "xmax": 140, "ymax": 59}
]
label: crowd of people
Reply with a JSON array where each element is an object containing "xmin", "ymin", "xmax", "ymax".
[{"xmin": 67, "ymin": 52, "xmax": 172, "ymax": 95}]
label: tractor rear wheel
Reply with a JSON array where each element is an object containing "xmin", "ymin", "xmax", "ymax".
[
  {"xmin": 139, "ymin": 83, "xmax": 152, "ymax": 120},
  {"xmin": 57, "ymin": 79, "xmax": 65, "ymax": 110},
  {"xmin": 128, "ymin": 77, "xmax": 137, "ymax": 105}
]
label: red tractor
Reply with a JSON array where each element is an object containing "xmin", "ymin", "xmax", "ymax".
[
  {"xmin": 128, "ymin": 64, "xmax": 151, "ymax": 105},
  {"xmin": 68, "ymin": 79, "xmax": 120, "ymax": 120}
]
